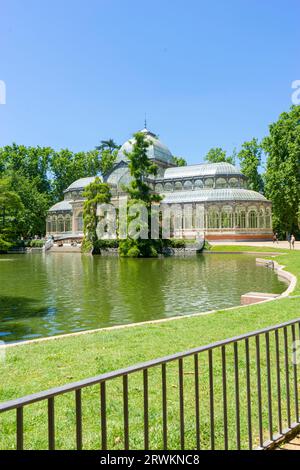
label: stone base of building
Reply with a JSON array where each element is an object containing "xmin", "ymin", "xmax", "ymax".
[
  {"xmin": 205, "ymin": 232, "xmax": 273, "ymax": 241},
  {"xmin": 49, "ymin": 230, "xmax": 273, "ymax": 245}
]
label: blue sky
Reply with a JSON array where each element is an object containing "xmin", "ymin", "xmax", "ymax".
[{"xmin": 0, "ymin": 0, "xmax": 299, "ymax": 165}]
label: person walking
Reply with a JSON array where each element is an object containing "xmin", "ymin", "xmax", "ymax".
[
  {"xmin": 273, "ymin": 232, "xmax": 279, "ymax": 244},
  {"xmin": 291, "ymin": 234, "xmax": 296, "ymax": 250},
  {"xmin": 287, "ymin": 233, "xmax": 291, "ymax": 249}
]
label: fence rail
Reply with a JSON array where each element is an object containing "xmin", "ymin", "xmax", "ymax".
[{"xmin": 1, "ymin": 318, "xmax": 300, "ymax": 450}]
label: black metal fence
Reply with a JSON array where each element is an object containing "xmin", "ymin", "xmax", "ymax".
[{"xmin": 1, "ymin": 318, "xmax": 300, "ymax": 450}]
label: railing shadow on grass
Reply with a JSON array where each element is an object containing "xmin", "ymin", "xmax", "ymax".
[{"xmin": 1, "ymin": 318, "xmax": 300, "ymax": 450}]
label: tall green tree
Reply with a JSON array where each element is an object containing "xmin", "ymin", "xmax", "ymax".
[
  {"xmin": 96, "ymin": 139, "xmax": 120, "ymax": 152},
  {"xmin": 124, "ymin": 132, "xmax": 160, "ymax": 203},
  {"xmin": 96, "ymin": 139, "xmax": 119, "ymax": 176},
  {"xmin": 0, "ymin": 178, "xmax": 23, "ymax": 249},
  {"xmin": 263, "ymin": 105, "xmax": 300, "ymax": 233},
  {"xmin": 237, "ymin": 138, "xmax": 264, "ymax": 192},
  {"xmin": 0, "ymin": 144, "xmax": 54, "ymax": 238},
  {"xmin": 9, "ymin": 172, "xmax": 51, "ymax": 237},
  {"xmin": 82, "ymin": 177, "xmax": 111, "ymax": 252},
  {"xmin": 50, "ymin": 149, "xmax": 100, "ymax": 200},
  {"xmin": 119, "ymin": 132, "xmax": 161, "ymax": 257},
  {"xmin": 98, "ymin": 148, "xmax": 118, "ymax": 176},
  {"xmin": 0, "ymin": 144, "xmax": 53, "ymax": 193},
  {"xmin": 205, "ymin": 147, "xmax": 235, "ymax": 165}
]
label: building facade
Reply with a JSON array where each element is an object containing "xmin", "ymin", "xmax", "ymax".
[{"xmin": 47, "ymin": 128, "xmax": 272, "ymax": 241}]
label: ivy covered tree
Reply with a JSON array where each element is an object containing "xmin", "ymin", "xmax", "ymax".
[
  {"xmin": 82, "ymin": 176, "xmax": 111, "ymax": 253},
  {"xmin": 205, "ymin": 147, "xmax": 235, "ymax": 165},
  {"xmin": 119, "ymin": 132, "xmax": 162, "ymax": 257},
  {"xmin": 263, "ymin": 106, "xmax": 300, "ymax": 234},
  {"xmin": 237, "ymin": 138, "xmax": 264, "ymax": 193}
]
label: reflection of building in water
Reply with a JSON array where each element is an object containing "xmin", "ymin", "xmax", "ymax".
[{"xmin": 47, "ymin": 127, "xmax": 272, "ymax": 241}]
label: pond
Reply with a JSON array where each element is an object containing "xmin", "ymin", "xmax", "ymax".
[{"xmin": 0, "ymin": 253, "xmax": 287, "ymax": 343}]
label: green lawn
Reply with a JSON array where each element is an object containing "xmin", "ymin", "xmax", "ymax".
[
  {"xmin": 210, "ymin": 244, "xmax": 289, "ymax": 253},
  {"xmin": 1, "ymin": 246, "xmax": 300, "ymax": 450}
]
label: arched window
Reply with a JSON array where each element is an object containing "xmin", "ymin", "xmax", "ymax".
[
  {"xmin": 51, "ymin": 216, "xmax": 57, "ymax": 233},
  {"xmin": 259, "ymin": 209, "xmax": 265, "ymax": 228},
  {"xmin": 47, "ymin": 217, "xmax": 52, "ymax": 233},
  {"xmin": 58, "ymin": 215, "xmax": 65, "ymax": 233},
  {"xmin": 164, "ymin": 183, "xmax": 173, "ymax": 192},
  {"xmin": 216, "ymin": 178, "xmax": 227, "ymax": 189},
  {"xmin": 204, "ymin": 178, "xmax": 214, "ymax": 188},
  {"xmin": 76, "ymin": 212, "xmax": 83, "ymax": 232},
  {"xmin": 240, "ymin": 211, "xmax": 246, "ymax": 228},
  {"xmin": 174, "ymin": 181, "xmax": 183, "ymax": 191},
  {"xmin": 248, "ymin": 210, "xmax": 258, "ymax": 229},
  {"xmin": 195, "ymin": 205, "xmax": 205, "ymax": 229},
  {"xmin": 234, "ymin": 207, "xmax": 246, "ymax": 228},
  {"xmin": 208, "ymin": 211, "xmax": 219, "ymax": 229},
  {"xmin": 194, "ymin": 179, "xmax": 203, "ymax": 189},
  {"xmin": 183, "ymin": 180, "xmax": 193, "ymax": 190},
  {"xmin": 229, "ymin": 178, "xmax": 238, "ymax": 188},
  {"xmin": 155, "ymin": 183, "xmax": 163, "ymax": 192},
  {"xmin": 221, "ymin": 208, "xmax": 233, "ymax": 229},
  {"xmin": 184, "ymin": 205, "xmax": 193, "ymax": 229},
  {"xmin": 265, "ymin": 207, "xmax": 271, "ymax": 228},
  {"xmin": 65, "ymin": 215, "xmax": 72, "ymax": 232}
]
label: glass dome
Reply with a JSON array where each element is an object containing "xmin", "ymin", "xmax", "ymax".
[{"xmin": 116, "ymin": 128, "xmax": 174, "ymax": 165}]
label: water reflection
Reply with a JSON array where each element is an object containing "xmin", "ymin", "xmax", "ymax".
[{"xmin": 0, "ymin": 253, "xmax": 286, "ymax": 342}]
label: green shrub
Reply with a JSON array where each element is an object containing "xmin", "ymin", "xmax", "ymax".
[
  {"xmin": 167, "ymin": 239, "xmax": 186, "ymax": 248},
  {"xmin": 91, "ymin": 239, "xmax": 119, "ymax": 254},
  {"xmin": 119, "ymin": 238, "xmax": 160, "ymax": 258},
  {"xmin": 29, "ymin": 239, "xmax": 45, "ymax": 248},
  {"xmin": 13, "ymin": 239, "xmax": 26, "ymax": 248},
  {"xmin": 126, "ymin": 246, "xmax": 140, "ymax": 257},
  {"xmin": 118, "ymin": 238, "xmax": 136, "ymax": 257},
  {"xmin": 95, "ymin": 239, "xmax": 119, "ymax": 249},
  {"xmin": 204, "ymin": 240, "xmax": 211, "ymax": 251}
]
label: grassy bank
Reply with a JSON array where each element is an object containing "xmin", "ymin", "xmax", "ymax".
[{"xmin": 1, "ymin": 246, "xmax": 300, "ymax": 449}]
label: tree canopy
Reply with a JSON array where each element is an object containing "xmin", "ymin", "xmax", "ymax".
[
  {"xmin": 50, "ymin": 149, "xmax": 100, "ymax": 201},
  {"xmin": 172, "ymin": 156, "xmax": 187, "ymax": 167},
  {"xmin": 237, "ymin": 138, "xmax": 264, "ymax": 193},
  {"xmin": 0, "ymin": 178, "xmax": 23, "ymax": 249},
  {"xmin": 263, "ymin": 105, "xmax": 300, "ymax": 234},
  {"xmin": 95, "ymin": 139, "xmax": 119, "ymax": 176},
  {"xmin": 204, "ymin": 147, "xmax": 235, "ymax": 165}
]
